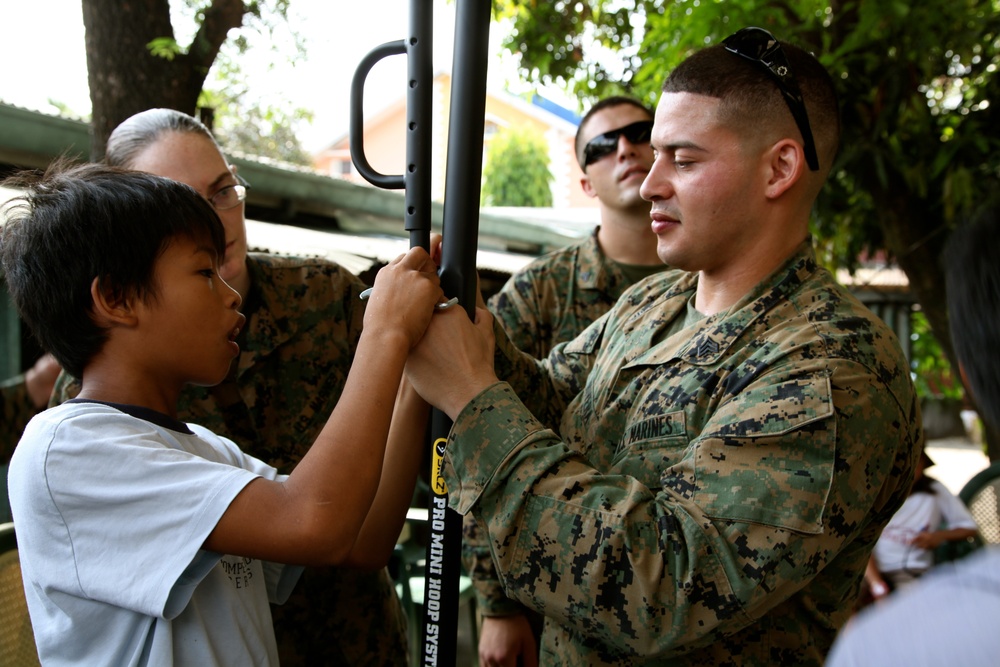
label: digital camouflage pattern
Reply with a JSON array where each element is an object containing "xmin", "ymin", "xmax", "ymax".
[
  {"xmin": 444, "ymin": 242, "xmax": 921, "ymax": 666},
  {"xmin": 466, "ymin": 230, "xmax": 666, "ymax": 616},
  {"xmin": 1, "ymin": 374, "xmax": 39, "ymax": 463},
  {"xmin": 51, "ymin": 252, "xmax": 408, "ymax": 666},
  {"xmin": 489, "ymin": 230, "xmax": 638, "ymax": 359}
]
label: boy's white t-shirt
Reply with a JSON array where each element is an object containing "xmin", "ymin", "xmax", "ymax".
[{"xmin": 8, "ymin": 400, "xmax": 303, "ymax": 667}]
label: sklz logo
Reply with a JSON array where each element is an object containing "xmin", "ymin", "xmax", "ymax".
[{"xmin": 431, "ymin": 437, "xmax": 448, "ymax": 495}]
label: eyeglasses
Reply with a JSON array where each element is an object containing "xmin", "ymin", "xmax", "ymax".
[
  {"xmin": 581, "ymin": 120, "xmax": 654, "ymax": 168},
  {"xmin": 722, "ymin": 27, "xmax": 819, "ymax": 171},
  {"xmin": 208, "ymin": 175, "xmax": 250, "ymax": 211}
]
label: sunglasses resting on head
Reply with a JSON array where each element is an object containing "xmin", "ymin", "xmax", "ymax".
[{"xmin": 722, "ymin": 26, "xmax": 820, "ymax": 171}]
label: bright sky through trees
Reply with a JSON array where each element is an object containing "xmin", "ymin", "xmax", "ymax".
[{"xmin": 1, "ymin": 0, "xmax": 542, "ymax": 152}]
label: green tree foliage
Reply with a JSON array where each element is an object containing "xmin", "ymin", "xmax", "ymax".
[
  {"xmin": 199, "ymin": 67, "xmax": 315, "ymax": 166},
  {"xmin": 481, "ymin": 126, "xmax": 555, "ymax": 207},
  {"xmin": 495, "ymin": 0, "xmax": 1000, "ymax": 456},
  {"xmin": 910, "ymin": 309, "xmax": 963, "ymax": 401},
  {"xmin": 210, "ymin": 98, "xmax": 314, "ymax": 166}
]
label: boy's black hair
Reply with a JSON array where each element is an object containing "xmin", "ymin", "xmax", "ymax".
[
  {"xmin": 944, "ymin": 204, "xmax": 1000, "ymax": 433},
  {"xmin": 0, "ymin": 161, "xmax": 226, "ymax": 379}
]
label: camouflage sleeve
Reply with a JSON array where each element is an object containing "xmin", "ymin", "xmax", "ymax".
[
  {"xmin": 491, "ymin": 311, "xmax": 604, "ymax": 430},
  {"xmin": 488, "ymin": 269, "xmax": 550, "ymax": 359},
  {"xmin": 0, "ymin": 374, "xmax": 34, "ymax": 461},
  {"xmin": 461, "ymin": 511, "xmax": 525, "ymax": 616},
  {"xmin": 462, "ymin": 291, "xmax": 548, "ymax": 616},
  {"xmin": 467, "ymin": 265, "xmax": 562, "ymax": 615},
  {"xmin": 48, "ymin": 370, "xmax": 81, "ymax": 407},
  {"xmin": 443, "ymin": 358, "xmax": 916, "ymax": 657}
]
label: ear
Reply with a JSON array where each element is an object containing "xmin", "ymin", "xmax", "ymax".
[
  {"xmin": 580, "ymin": 173, "xmax": 598, "ymax": 199},
  {"xmin": 90, "ymin": 276, "xmax": 139, "ymax": 328},
  {"xmin": 763, "ymin": 139, "xmax": 805, "ymax": 200}
]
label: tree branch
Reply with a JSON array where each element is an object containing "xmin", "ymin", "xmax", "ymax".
[{"xmin": 188, "ymin": 0, "xmax": 246, "ymax": 73}]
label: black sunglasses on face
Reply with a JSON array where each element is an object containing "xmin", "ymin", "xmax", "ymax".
[
  {"xmin": 722, "ymin": 27, "xmax": 819, "ymax": 171},
  {"xmin": 581, "ymin": 120, "xmax": 654, "ymax": 168}
]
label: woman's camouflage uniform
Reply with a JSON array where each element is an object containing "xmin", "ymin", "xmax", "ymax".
[
  {"xmin": 445, "ymin": 243, "xmax": 921, "ymax": 666},
  {"xmin": 52, "ymin": 252, "xmax": 407, "ymax": 666}
]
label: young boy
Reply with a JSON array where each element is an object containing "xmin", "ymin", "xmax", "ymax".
[{"xmin": 0, "ymin": 162, "xmax": 442, "ymax": 666}]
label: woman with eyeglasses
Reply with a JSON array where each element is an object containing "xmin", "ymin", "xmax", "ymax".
[{"xmin": 49, "ymin": 108, "xmax": 416, "ymax": 666}]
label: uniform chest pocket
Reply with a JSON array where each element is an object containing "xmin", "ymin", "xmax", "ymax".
[
  {"xmin": 610, "ymin": 411, "xmax": 688, "ymax": 486},
  {"xmin": 693, "ymin": 374, "xmax": 835, "ymax": 534}
]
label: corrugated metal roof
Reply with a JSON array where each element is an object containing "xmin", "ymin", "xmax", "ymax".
[{"xmin": 246, "ymin": 219, "xmax": 535, "ymax": 275}]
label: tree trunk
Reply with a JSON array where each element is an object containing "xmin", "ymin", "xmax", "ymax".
[
  {"xmin": 874, "ymin": 174, "xmax": 1000, "ymax": 460},
  {"xmin": 876, "ymin": 180, "xmax": 955, "ymax": 372},
  {"xmin": 81, "ymin": 0, "xmax": 244, "ymax": 160}
]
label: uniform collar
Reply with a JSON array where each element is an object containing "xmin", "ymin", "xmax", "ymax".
[
  {"xmin": 625, "ymin": 240, "xmax": 818, "ymax": 367},
  {"xmin": 682, "ymin": 240, "xmax": 818, "ymax": 365},
  {"xmin": 579, "ymin": 227, "xmax": 632, "ymax": 294}
]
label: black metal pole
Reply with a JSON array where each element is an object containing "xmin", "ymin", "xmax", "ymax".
[
  {"xmin": 349, "ymin": 0, "xmax": 432, "ymax": 252},
  {"xmin": 350, "ymin": 2, "xmax": 490, "ymax": 664},
  {"xmin": 404, "ymin": 0, "xmax": 433, "ymax": 250},
  {"xmin": 421, "ymin": 1, "xmax": 492, "ymax": 665}
]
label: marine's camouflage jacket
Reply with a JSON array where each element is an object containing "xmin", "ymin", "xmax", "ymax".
[
  {"xmin": 51, "ymin": 253, "xmax": 408, "ymax": 667},
  {"xmin": 467, "ymin": 230, "xmax": 665, "ymax": 616},
  {"xmin": 489, "ymin": 229, "xmax": 637, "ymax": 359},
  {"xmin": 443, "ymin": 243, "xmax": 921, "ymax": 666}
]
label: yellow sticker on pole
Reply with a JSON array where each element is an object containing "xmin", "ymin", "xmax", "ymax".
[{"xmin": 430, "ymin": 437, "xmax": 448, "ymax": 495}]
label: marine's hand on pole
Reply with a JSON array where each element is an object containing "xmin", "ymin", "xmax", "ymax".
[{"xmin": 406, "ymin": 305, "xmax": 497, "ymax": 420}]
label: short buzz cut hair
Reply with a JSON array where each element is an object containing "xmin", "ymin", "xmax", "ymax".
[
  {"xmin": 663, "ymin": 34, "xmax": 840, "ymax": 173},
  {"xmin": 944, "ymin": 204, "xmax": 1000, "ymax": 433},
  {"xmin": 0, "ymin": 161, "xmax": 226, "ymax": 379},
  {"xmin": 575, "ymin": 95, "xmax": 655, "ymax": 169}
]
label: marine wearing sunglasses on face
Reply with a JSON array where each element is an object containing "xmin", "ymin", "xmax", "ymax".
[{"xmin": 580, "ymin": 119, "xmax": 654, "ymax": 168}]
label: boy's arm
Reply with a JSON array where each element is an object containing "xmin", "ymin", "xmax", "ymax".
[
  {"xmin": 204, "ymin": 247, "xmax": 441, "ymax": 567},
  {"xmin": 342, "ymin": 378, "xmax": 429, "ymax": 569}
]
